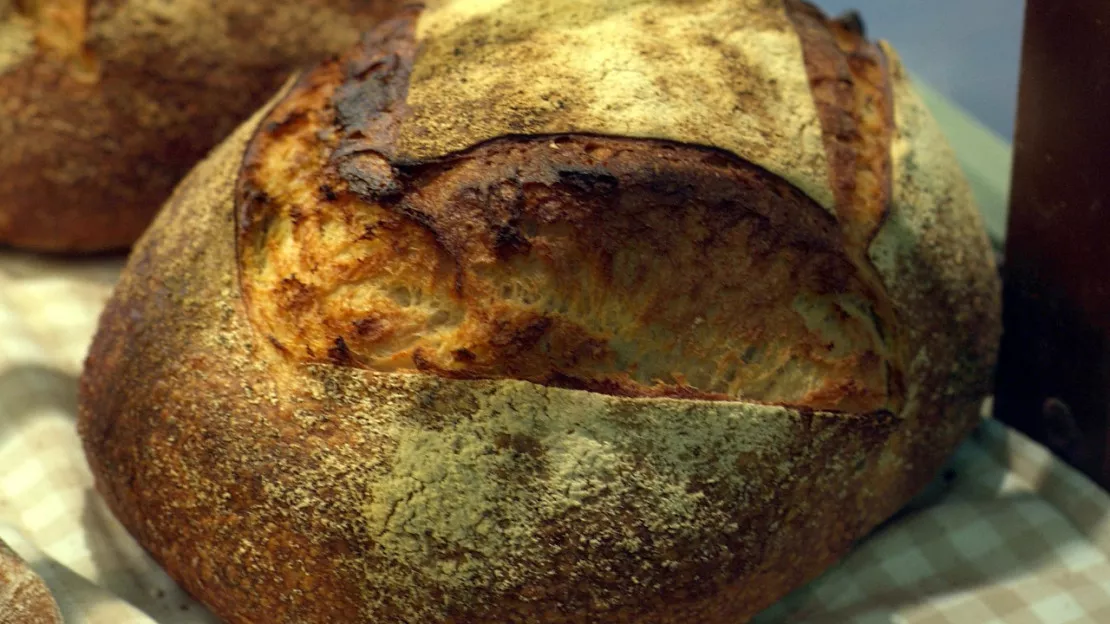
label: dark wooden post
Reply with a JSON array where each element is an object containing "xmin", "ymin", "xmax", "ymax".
[{"xmin": 994, "ymin": 2, "xmax": 1110, "ymax": 487}]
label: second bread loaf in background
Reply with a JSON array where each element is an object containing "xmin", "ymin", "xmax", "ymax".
[{"xmin": 0, "ymin": 0, "xmax": 397, "ymax": 252}]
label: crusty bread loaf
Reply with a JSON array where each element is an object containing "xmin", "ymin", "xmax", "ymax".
[
  {"xmin": 0, "ymin": 0, "xmax": 395, "ymax": 252},
  {"xmin": 78, "ymin": 1, "xmax": 1002, "ymax": 622},
  {"xmin": 0, "ymin": 539, "xmax": 62, "ymax": 624}
]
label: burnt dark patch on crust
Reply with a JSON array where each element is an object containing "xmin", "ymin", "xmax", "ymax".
[
  {"xmin": 833, "ymin": 10, "xmax": 866, "ymax": 38},
  {"xmin": 352, "ymin": 316, "xmax": 386, "ymax": 341},
  {"xmin": 492, "ymin": 222, "xmax": 533, "ymax": 260},
  {"xmin": 328, "ymin": 336, "xmax": 355, "ymax": 365},
  {"xmin": 338, "ymin": 153, "xmax": 403, "ymax": 200},
  {"xmin": 331, "ymin": 10, "xmax": 419, "ymax": 160},
  {"xmin": 556, "ymin": 167, "xmax": 620, "ymax": 197}
]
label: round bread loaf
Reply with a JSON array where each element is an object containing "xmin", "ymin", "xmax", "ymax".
[
  {"xmin": 0, "ymin": 0, "xmax": 395, "ymax": 252},
  {"xmin": 78, "ymin": 1, "xmax": 1002, "ymax": 622},
  {"xmin": 0, "ymin": 539, "xmax": 62, "ymax": 624}
]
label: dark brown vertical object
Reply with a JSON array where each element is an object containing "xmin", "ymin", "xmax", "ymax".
[{"xmin": 995, "ymin": 2, "xmax": 1110, "ymax": 487}]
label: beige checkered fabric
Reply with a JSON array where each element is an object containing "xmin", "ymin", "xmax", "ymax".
[
  {"xmin": 0, "ymin": 252, "xmax": 216, "ymax": 623},
  {"xmin": 755, "ymin": 413, "xmax": 1110, "ymax": 624},
  {"xmin": 2, "ymin": 248, "xmax": 1110, "ymax": 623}
]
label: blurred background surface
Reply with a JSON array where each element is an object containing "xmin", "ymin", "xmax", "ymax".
[{"xmin": 812, "ymin": 0, "xmax": 1023, "ymax": 140}]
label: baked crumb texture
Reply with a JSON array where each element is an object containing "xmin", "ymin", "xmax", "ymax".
[{"xmin": 79, "ymin": 1, "xmax": 1001, "ymax": 622}]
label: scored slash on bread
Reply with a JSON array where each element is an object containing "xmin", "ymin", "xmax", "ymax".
[
  {"xmin": 239, "ymin": 44, "xmax": 903, "ymax": 410},
  {"xmin": 78, "ymin": 1, "xmax": 1001, "ymax": 622}
]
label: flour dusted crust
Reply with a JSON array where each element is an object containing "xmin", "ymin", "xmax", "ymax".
[
  {"xmin": 0, "ymin": 540, "xmax": 62, "ymax": 624},
  {"xmin": 79, "ymin": 1, "xmax": 1001, "ymax": 622},
  {"xmin": 0, "ymin": 0, "xmax": 394, "ymax": 252},
  {"xmin": 398, "ymin": 0, "xmax": 835, "ymax": 211}
]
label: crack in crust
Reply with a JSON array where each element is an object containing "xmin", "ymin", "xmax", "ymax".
[{"xmin": 236, "ymin": 8, "xmax": 905, "ymax": 414}]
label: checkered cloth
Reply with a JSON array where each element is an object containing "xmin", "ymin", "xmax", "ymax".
[
  {"xmin": 2, "ymin": 249, "xmax": 1109, "ymax": 623},
  {"xmin": 0, "ymin": 252, "xmax": 216, "ymax": 623}
]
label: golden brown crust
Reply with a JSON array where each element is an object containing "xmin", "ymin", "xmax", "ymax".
[
  {"xmin": 785, "ymin": 1, "xmax": 893, "ymax": 246},
  {"xmin": 0, "ymin": 0, "xmax": 396, "ymax": 252},
  {"xmin": 0, "ymin": 540, "xmax": 63, "ymax": 624},
  {"xmin": 236, "ymin": 12, "xmax": 901, "ymax": 413},
  {"xmin": 79, "ymin": 1, "xmax": 1001, "ymax": 622}
]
